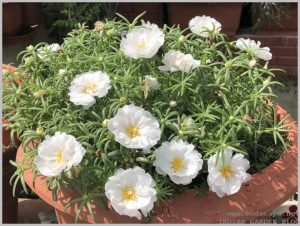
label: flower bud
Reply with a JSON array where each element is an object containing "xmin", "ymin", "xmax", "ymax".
[
  {"xmin": 33, "ymin": 90, "xmax": 45, "ymax": 98},
  {"xmin": 98, "ymin": 56, "xmax": 104, "ymax": 62},
  {"xmin": 119, "ymin": 96, "xmax": 127, "ymax": 103},
  {"xmin": 24, "ymin": 57, "xmax": 33, "ymax": 64},
  {"xmin": 36, "ymin": 127, "xmax": 44, "ymax": 134},
  {"xmin": 229, "ymin": 116, "xmax": 235, "ymax": 121},
  {"xmin": 106, "ymin": 28, "xmax": 115, "ymax": 36},
  {"xmin": 181, "ymin": 117, "xmax": 194, "ymax": 128},
  {"xmin": 102, "ymin": 119, "xmax": 109, "ymax": 127},
  {"xmin": 16, "ymin": 88, "xmax": 22, "ymax": 95},
  {"xmin": 206, "ymin": 59, "xmax": 212, "ymax": 64},
  {"xmin": 94, "ymin": 21, "xmax": 105, "ymax": 31},
  {"xmin": 169, "ymin": 101, "xmax": 177, "ymax": 107},
  {"xmin": 128, "ymin": 24, "xmax": 134, "ymax": 29},
  {"xmin": 248, "ymin": 59, "xmax": 256, "ymax": 68},
  {"xmin": 26, "ymin": 45, "xmax": 35, "ymax": 52},
  {"xmin": 66, "ymin": 56, "xmax": 72, "ymax": 64},
  {"xmin": 263, "ymin": 61, "xmax": 269, "ymax": 69},
  {"xmin": 73, "ymin": 166, "xmax": 81, "ymax": 177},
  {"xmin": 178, "ymin": 35, "xmax": 186, "ymax": 43},
  {"xmin": 2, "ymin": 69, "xmax": 10, "ymax": 77},
  {"xmin": 225, "ymin": 60, "xmax": 233, "ymax": 68},
  {"xmin": 58, "ymin": 69, "xmax": 67, "ymax": 76}
]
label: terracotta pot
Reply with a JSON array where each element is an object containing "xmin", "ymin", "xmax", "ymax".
[
  {"xmin": 2, "ymin": 65, "xmax": 20, "ymax": 223},
  {"xmin": 166, "ymin": 3, "xmax": 243, "ymax": 36},
  {"xmin": 116, "ymin": 3, "xmax": 165, "ymax": 27},
  {"xmin": 16, "ymin": 105, "xmax": 297, "ymax": 223},
  {"xmin": 3, "ymin": 3, "xmax": 23, "ymax": 36},
  {"xmin": 22, "ymin": 3, "xmax": 42, "ymax": 28},
  {"xmin": 252, "ymin": 3, "xmax": 297, "ymax": 33}
]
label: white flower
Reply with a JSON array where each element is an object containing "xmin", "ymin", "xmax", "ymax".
[
  {"xmin": 248, "ymin": 59, "xmax": 257, "ymax": 68},
  {"xmin": 37, "ymin": 43, "xmax": 60, "ymax": 61},
  {"xmin": 189, "ymin": 15, "xmax": 222, "ymax": 37},
  {"xmin": 143, "ymin": 75, "xmax": 160, "ymax": 92},
  {"xmin": 33, "ymin": 132, "xmax": 86, "ymax": 177},
  {"xmin": 120, "ymin": 21, "xmax": 165, "ymax": 59},
  {"xmin": 105, "ymin": 166, "xmax": 157, "ymax": 220},
  {"xmin": 107, "ymin": 104, "xmax": 161, "ymax": 151},
  {"xmin": 207, "ymin": 149, "xmax": 251, "ymax": 198},
  {"xmin": 236, "ymin": 38, "xmax": 272, "ymax": 61},
  {"xmin": 58, "ymin": 69, "xmax": 67, "ymax": 76},
  {"xmin": 158, "ymin": 50, "xmax": 200, "ymax": 73},
  {"xmin": 153, "ymin": 139, "xmax": 203, "ymax": 185},
  {"xmin": 68, "ymin": 71, "xmax": 111, "ymax": 108}
]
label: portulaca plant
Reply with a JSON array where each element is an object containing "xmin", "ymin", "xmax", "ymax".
[{"xmin": 4, "ymin": 13, "xmax": 292, "ymax": 222}]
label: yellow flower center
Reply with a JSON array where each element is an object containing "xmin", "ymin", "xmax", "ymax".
[
  {"xmin": 171, "ymin": 157, "xmax": 184, "ymax": 173},
  {"xmin": 56, "ymin": 151, "xmax": 63, "ymax": 164},
  {"xmin": 82, "ymin": 83, "xmax": 97, "ymax": 94},
  {"xmin": 122, "ymin": 186, "xmax": 137, "ymax": 201},
  {"xmin": 137, "ymin": 42, "xmax": 148, "ymax": 49},
  {"xmin": 125, "ymin": 125, "xmax": 140, "ymax": 138},
  {"xmin": 220, "ymin": 165, "xmax": 233, "ymax": 179}
]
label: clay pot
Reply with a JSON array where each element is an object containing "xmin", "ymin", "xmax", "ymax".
[
  {"xmin": 252, "ymin": 3, "xmax": 297, "ymax": 33},
  {"xmin": 3, "ymin": 3, "xmax": 23, "ymax": 36},
  {"xmin": 16, "ymin": 105, "xmax": 297, "ymax": 223},
  {"xmin": 22, "ymin": 3, "xmax": 42, "ymax": 28},
  {"xmin": 116, "ymin": 3, "xmax": 165, "ymax": 27},
  {"xmin": 2, "ymin": 64, "xmax": 20, "ymax": 223},
  {"xmin": 166, "ymin": 3, "xmax": 243, "ymax": 36}
]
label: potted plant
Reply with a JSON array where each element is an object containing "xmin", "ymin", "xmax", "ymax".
[
  {"xmin": 166, "ymin": 3, "xmax": 243, "ymax": 36},
  {"xmin": 5, "ymin": 13, "xmax": 297, "ymax": 223}
]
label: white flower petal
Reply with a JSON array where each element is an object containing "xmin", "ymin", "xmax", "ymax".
[
  {"xmin": 107, "ymin": 104, "xmax": 161, "ymax": 150},
  {"xmin": 207, "ymin": 149, "xmax": 250, "ymax": 197},
  {"xmin": 189, "ymin": 15, "xmax": 222, "ymax": 37},
  {"xmin": 68, "ymin": 71, "xmax": 111, "ymax": 108},
  {"xmin": 33, "ymin": 132, "xmax": 86, "ymax": 177},
  {"xmin": 153, "ymin": 139, "xmax": 203, "ymax": 185},
  {"xmin": 158, "ymin": 50, "xmax": 200, "ymax": 73},
  {"xmin": 105, "ymin": 166, "xmax": 156, "ymax": 220},
  {"xmin": 120, "ymin": 22, "xmax": 164, "ymax": 59},
  {"xmin": 236, "ymin": 38, "xmax": 272, "ymax": 61}
]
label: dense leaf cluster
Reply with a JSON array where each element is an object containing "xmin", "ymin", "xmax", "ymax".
[{"xmin": 3, "ymin": 14, "xmax": 292, "ymax": 219}]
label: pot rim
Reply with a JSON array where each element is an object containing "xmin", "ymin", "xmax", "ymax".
[{"xmin": 15, "ymin": 104, "xmax": 297, "ymax": 223}]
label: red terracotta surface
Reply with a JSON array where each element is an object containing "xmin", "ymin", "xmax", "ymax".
[
  {"xmin": 2, "ymin": 64, "xmax": 20, "ymax": 223},
  {"xmin": 166, "ymin": 3, "xmax": 243, "ymax": 36},
  {"xmin": 16, "ymin": 105, "xmax": 297, "ymax": 223},
  {"xmin": 252, "ymin": 3, "xmax": 297, "ymax": 32}
]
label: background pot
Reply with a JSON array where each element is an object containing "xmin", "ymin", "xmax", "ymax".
[
  {"xmin": 22, "ymin": 3, "xmax": 42, "ymax": 28},
  {"xmin": 252, "ymin": 3, "xmax": 297, "ymax": 33},
  {"xmin": 116, "ymin": 3, "xmax": 165, "ymax": 27},
  {"xmin": 3, "ymin": 3, "xmax": 23, "ymax": 36},
  {"xmin": 166, "ymin": 3, "xmax": 243, "ymax": 36},
  {"xmin": 16, "ymin": 105, "xmax": 297, "ymax": 223}
]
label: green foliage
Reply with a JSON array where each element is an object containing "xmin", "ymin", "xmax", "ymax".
[
  {"xmin": 4, "ymin": 13, "xmax": 295, "ymax": 220},
  {"xmin": 250, "ymin": 2, "xmax": 291, "ymax": 32},
  {"xmin": 42, "ymin": 3, "xmax": 107, "ymax": 40}
]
